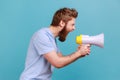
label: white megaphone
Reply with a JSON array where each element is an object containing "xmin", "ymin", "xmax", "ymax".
[{"xmin": 76, "ymin": 33, "xmax": 104, "ymax": 48}]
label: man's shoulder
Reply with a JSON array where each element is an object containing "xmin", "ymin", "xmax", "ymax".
[
  {"xmin": 32, "ymin": 27, "xmax": 50, "ymax": 40},
  {"xmin": 34, "ymin": 27, "xmax": 48, "ymax": 35},
  {"xmin": 38, "ymin": 27, "xmax": 48, "ymax": 33}
]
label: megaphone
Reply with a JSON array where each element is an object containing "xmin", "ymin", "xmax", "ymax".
[{"xmin": 76, "ymin": 33, "xmax": 104, "ymax": 48}]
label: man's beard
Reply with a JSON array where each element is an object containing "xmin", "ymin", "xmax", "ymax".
[{"xmin": 58, "ymin": 26, "xmax": 69, "ymax": 42}]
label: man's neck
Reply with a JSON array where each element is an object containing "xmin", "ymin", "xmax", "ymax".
[{"xmin": 49, "ymin": 26, "xmax": 61, "ymax": 38}]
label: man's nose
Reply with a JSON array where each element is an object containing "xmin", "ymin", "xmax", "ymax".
[{"xmin": 73, "ymin": 26, "xmax": 76, "ymax": 30}]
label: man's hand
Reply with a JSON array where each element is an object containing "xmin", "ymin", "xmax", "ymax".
[{"xmin": 77, "ymin": 44, "xmax": 91, "ymax": 57}]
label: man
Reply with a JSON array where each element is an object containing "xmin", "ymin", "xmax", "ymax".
[{"xmin": 20, "ymin": 7, "xmax": 90, "ymax": 80}]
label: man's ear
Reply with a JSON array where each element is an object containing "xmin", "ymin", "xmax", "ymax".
[{"xmin": 59, "ymin": 20, "xmax": 65, "ymax": 28}]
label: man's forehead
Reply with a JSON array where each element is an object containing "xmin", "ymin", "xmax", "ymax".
[{"xmin": 69, "ymin": 18, "xmax": 75, "ymax": 23}]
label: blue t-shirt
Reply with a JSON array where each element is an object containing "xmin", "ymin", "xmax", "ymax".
[{"xmin": 20, "ymin": 28, "xmax": 60, "ymax": 80}]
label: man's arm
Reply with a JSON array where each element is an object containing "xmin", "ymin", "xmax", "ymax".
[
  {"xmin": 57, "ymin": 53, "xmax": 63, "ymax": 57},
  {"xmin": 44, "ymin": 44, "xmax": 90, "ymax": 68}
]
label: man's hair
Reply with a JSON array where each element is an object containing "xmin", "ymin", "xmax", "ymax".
[{"xmin": 51, "ymin": 7, "xmax": 78, "ymax": 26}]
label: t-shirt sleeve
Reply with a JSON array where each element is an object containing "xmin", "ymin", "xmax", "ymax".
[{"xmin": 32, "ymin": 32, "xmax": 55, "ymax": 55}]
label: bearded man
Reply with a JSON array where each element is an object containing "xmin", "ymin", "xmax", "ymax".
[{"xmin": 20, "ymin": 7, "xmax": 90, "ymax": 80}]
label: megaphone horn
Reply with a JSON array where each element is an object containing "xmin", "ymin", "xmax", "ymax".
[{"xmin": 76, "ymin": 33, "xmax": 104, "ymax": 48}]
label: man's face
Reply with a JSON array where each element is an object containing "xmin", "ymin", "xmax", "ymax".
[
  {"xmin": 59, "ymin": 18, "xmax": 76, "ymax": 42},
  {"xmin": 66, "ymin": 18, "xmax": 76, "ymax": 32}
]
